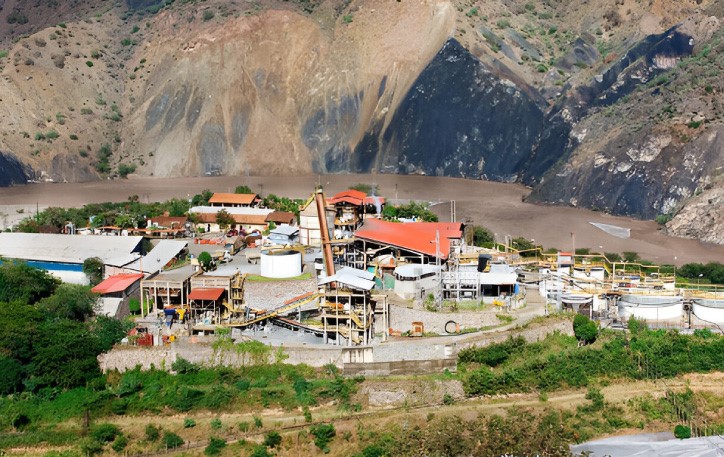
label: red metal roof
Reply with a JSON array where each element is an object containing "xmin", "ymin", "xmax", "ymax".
[
  {"xmin": 354, "ymin": 219, "xmax": 463, "ymax": 260},
  {"xmin": 188, "ymin": 288, "xmax": 225, "ymax": 301},
  {"xmin": 327, "ymin": 189, "xmax": 367, "ymax": 206},
  {"xmin": 363, "ymin": 196, "xmax": 386, "ymax": 206},
  {"xmin": 265, "ymin": 211, "xmax": 296, "ymax": 224},
  {"xmin": 92, "ymin": 274, "xmax": 144, "ymax": 294},
  {"xmin": 209, "ymin": 193, "xmax": 259, "ymax": 205}
]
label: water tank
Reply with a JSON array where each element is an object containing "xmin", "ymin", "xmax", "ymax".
[
  {"xmin": 618, "ymin": 295, "xmax": 683, "ymax": 321},
  {"xmin": 692, "ymin": 299, "xmax": 724, "ymax": 324},
  {"xmin": 260, "ymin": 249, "xmax": 302, "ymax": 278}
]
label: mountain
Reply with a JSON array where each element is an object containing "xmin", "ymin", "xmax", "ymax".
[{"xmin": 0, "ymin": 0, "xmax": 721, "ymax": 242}]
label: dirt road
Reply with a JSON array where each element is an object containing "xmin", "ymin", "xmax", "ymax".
[{"xmin": 0, "ymin": 174, "xmax": 722, "ymax": 264}]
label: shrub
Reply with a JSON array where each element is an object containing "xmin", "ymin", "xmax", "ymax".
[
  {"xmin": 172, "ymin": 357, "xmax": 199, "ymax": 374},
  {"xmin": 573, "ymin": 314, "xmax": 598, "ymax": 344},
  {"xmin": 121, "ymin": 38, "xmax": 132, "ymax": 46},
  {"xmin": 35, "ymin": 132, "xmax": 46, "ymax": 141},
  {"xmin": 249, "ymin": 445, "xmax": 273, "ymax": 457},
  {"xmin": 204, "ymin": 437, "xmax": 226, "ymax": 455},
  {"xmin": 163, "ymin": 431, "xmax": 184, "ymax": 449},
  {"xmin": 0, "ymin": 50, "xmax": 8, "ymax": 59},
  {"xmin": 69, "ymin": 134, "xmax": 78, "ymax": 140},
  {"xmin": 496, "ymin": 19, "xmax": 511, "ymax": 28},
  {"xmin": 81, "ymin": 108, "xmax": 93, "ymax": 115},
  {"xmin": 238, "ymin": 421, "xmax": 250, "ymax": 432},
  {"xmin": 253, "ymin": 416, "xmax": 263, "ymax": 429},
  {"xmin": 310, "ymin": 423, "xmax": 336, "ymax": 453},
  {"xmin": 466, "ymin": 7, "xmax": 478, "ymax": 17},
  {"xmin": 111, "ymin": 434, "xmax": 128, "ymax": 452},
  {"xmin": 91, "ymin": 423, "xmax": 121, "ymax": 443},
  {"xmin": 86, "ymin": 61, "xmax": 94, "ymax": 67},
  {"xmin": 203, "ymin": 10, "xmax": 215, "ymax": 21},
  {"xmin": 263, "ymin": 431, "xmax": 282, "ymax": 448},
  {"xmin": 442, "ymin": 393, "xmax": 455, "ymax": 405},
  {"xmin": 674, "ymin": 424, "xmax": 691, "ymax": 439},
  {"xmin": 45, "ymin": 130, "xmax": 60, "ymax": 139},
  {"xmin": 183, "ymin": 418, "xmax": 196, "ymax": 428},
  {"xmin": 198, "ymin": 251, "xmax": 213, "ymax": 271},
  {"xmin": 145, "ymin": 424, "xmax": 160, "ymax": 441},
  {"xmin": 342, "ymin": 14, "xmax": 353, "ymax": 23},
  {"xmin": 210, "ymin": 417, "xmax": 222, "ymax": 430},
  {"xmin": 118, "ymin": 163, "xmax": 136, "ymax": 178}
]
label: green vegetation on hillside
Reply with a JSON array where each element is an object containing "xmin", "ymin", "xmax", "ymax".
[{"xmin": 459, "ymin": 322, "xmax": 724, "ymax": 397}]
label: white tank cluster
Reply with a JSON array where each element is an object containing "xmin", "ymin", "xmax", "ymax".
[
  {"xmin": 618, "ymin": 295, "xmax": 683, "ymax": 321},
  {"xmin": 260, "ymin": 249, "xmax": 302, "ymax": 278}
]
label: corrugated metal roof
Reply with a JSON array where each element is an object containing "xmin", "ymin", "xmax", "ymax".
[
  {"xmin": 337, "ymin": 266, "xmax": 375, "ymax": 281},
  {"xmin": 270, "ymin": 224, "xmax": 299, "ymax": 236},
  {"xmin": 394, "ymin": 264, "xmax": 441, "ymax": 277},
  {"xmin": 188, "ymin": 288, "xmax": 225, "ymax": 300},
  {"xmin": 318, "ymin": 270, "xmax": 375, "ymax": 291},
  {"xmin": 209, "ymin": 193, "xmax": 258, "ymax": 205},
  {"xmin": 0, "ymin": 233, "xmax": 143, "ymax": 265},
  {"xmin": 92, "ymin": 273, "xmax": 143, "ymax": 294},
  {"xmin": 124, "ymin": 240, "xmax": 187, "ymax": 273},
  {"xmin": 353, "ymin": 219, "xmax": 463, "ymax": 259}
]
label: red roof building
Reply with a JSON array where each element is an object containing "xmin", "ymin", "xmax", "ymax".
[
  {"xmin": 188, "ymin": 288, "xmax": 226, "ymax": 301},
  {"xmin": 265, "ymin": 211, "xmax": 296, "ymax": 225},
  {"xmin": 92, "ymin": 273, "xmax": 144, "ymax": 295},
  {"xmin": 209, "ymin": 193, "xmax": 260, "ymax": 207},
  {"xmin": 148, "ymin": 216, "xmax": 188, "ymax": 229},
  {"xmin": 327, "ymin": 189, "xmax": 367, "ymax": 206},
  {"xmin": 354, "ymin": 219, "xmax": 463, "ymax": 260}
]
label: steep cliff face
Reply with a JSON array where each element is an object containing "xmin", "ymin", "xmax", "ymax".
[{"xmin": 0, "ymin": 0, "xmax": 721, "ymax": 241}]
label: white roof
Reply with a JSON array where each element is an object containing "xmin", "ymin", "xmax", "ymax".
[
  {"xmin": 124, "ymin": 240, "xmax": 188, "ymax": 273},
  {"xmin": 337, "ymin": 266, "xmax": 375, "ymax": 281},
  {"xmin": 270, "ymin": 224, "xmax": 299, "ymax": 236},
  {"xmin": 319, "ymin": 268, "xmax": 375, "ymax": 291},
  {"xmin": 0, "ymin": 233, "xmax": 143, "ymax": 265},
  {"xmin": 189, "ymin": 206, "xmax": 274, "ymax": 216}
]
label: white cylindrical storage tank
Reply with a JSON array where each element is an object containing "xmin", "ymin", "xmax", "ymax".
[
  {"xmin": 618, "ymin": 295, "xmax": 683, "ymax": 321},
  {"xmin": 260, "ymin": 249, "xmax": 302, "ymax": 278},
  {"xmin": 692, "ymin": 299, "xmax": 724, "ymax": 324}
]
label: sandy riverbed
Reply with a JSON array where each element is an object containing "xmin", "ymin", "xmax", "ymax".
[{"xmin": 0, "ymin": 174, "xmax": 722, "ymax": 264}]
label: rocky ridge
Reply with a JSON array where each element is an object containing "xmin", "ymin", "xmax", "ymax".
[{"xmin": 0, "ymin": 0, "xmax": 721, "ymax": 243}]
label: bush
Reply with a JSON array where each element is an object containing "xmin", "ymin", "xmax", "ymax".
[
  {"xmin": 198, "ymin": 251, "xmax": 213, "ymax": 271},
  {"xmin": 573, "ymin": 314, "xmax": 598, "ymax": 344},
  {"xmin": 86, "ymin": 61, "xmax": 94, "ymax": 67},
  {"xmin": 310, "ymin": 423, "xmax": 336, "ymax": 453},
  {"xmin": 91, "ymin": 423, "xmax": 121, "ymax": 443},
  {"xmin": 210, "ymin": 417, "xmax": 222, "ymax": 430},
  {"xmin": 263, "ymin": 431, "xmax": 282, "ymax": 448},
  {"xmin": 117, "ymin": 163, "xmax": 136, "ymax": 178},
  {"xmin": 163, "ymin": 431, "xmax": 184, "ymax": 449},
  {"xmin": 674, "ymin": 424, "xmax": 691, "ymax": 439},
  {"xmin": 46, "ymin": 130, "xmax": 60, "ymax": 139},
  {"xmin": 249, "ymin": 445, "xmax": 273, "ymax": 457},
  {"xmin": 183, "ymin": 418, "xmax": 196, "ymax": 428},
  {"xmin": 145, "ymin": 424, "xmax": 160, "ymax": 441},
  {"xmin": 111, "ymin": 434, "xmax": 128, "ymax": 452},
  {"xmin": 203, "ymin": 10, "xmax": 215, "ymax": 21},
  {"xmin": 204, "ymin": 437, "xmax": 226, "ymax": 455}
]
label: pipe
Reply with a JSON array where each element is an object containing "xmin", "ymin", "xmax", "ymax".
[{"xmin": 315, "ymin": 190, "xmax": 335, "ymax": 278}]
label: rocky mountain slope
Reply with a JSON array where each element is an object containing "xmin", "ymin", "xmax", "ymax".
[{"xmin": 0, "ymin": 0, "xmax": 721, "ymax": 242}]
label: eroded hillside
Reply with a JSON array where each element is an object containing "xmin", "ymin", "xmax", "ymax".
[{"xmin": 0, "ymin": 0, "xmax": 721, "ymax": 242}]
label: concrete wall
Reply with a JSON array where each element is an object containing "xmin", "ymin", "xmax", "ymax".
[
  {"xmin": 389, "ymin": 304, "xmax": 501, "ymax": 334},
  {"xmin": 343, "ymin": 358, "xmax": 456, "ymax": 377}
]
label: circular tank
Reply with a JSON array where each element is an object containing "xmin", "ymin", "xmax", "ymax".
[
  {"xmin": 692, "ymin": 299, "xmax": 724, "ymax": 324},
  {"xmin": 260, "ymin": 249, "xmax": 302, "ymax": 278},
  {"xmin": 618, "ymin": 294, "xmax": 683, "ymax": 321}
]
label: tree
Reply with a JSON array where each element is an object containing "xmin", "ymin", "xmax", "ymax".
[
  {"xmin": 32, "ymin": 319, "xmax": 101, "ymax": 388},
  {"xmin": 0, "ymin": 303, "xmax": 43, "ymax": 364},
  {"xmin": 191, "ymin": 189, "xmax": 213, "ymax": 206},
  {"xmin": 83, "ymin": 257, "xmax": 104, "ymax": 286},
  {"xmin": 0, "ymin": 355, "xmax": 25, "ymax": 395},
  {"xmin": 37, "ymin": 284, "xmax": 98, "ymax": 321},
  {"xmin": 471, "ymin": 225, "xmax": 494, "ymax": 246},
  {"xmin": 310, "ymin": 423, "xmax": 336, "ymax": 453},
  {"xmin": 235, "ymin": 185, "xmax": 254, "ymax": 194},
  {"xmin": 215, "ymin": 209, "xmax": 235, "ymax": 232},
  {"xmin": 198, "ymin": 251, "xmax": 213, "ymax": 271},
  {"xmin": 622, "ymin": 251, "xmax": 640, "ymax": 262},
  {"xmin": 573, "ymin": 314, "xmax": 598, "ymax": 344},
  {"xmin": 0, "ymin": 261, "xmax": 60, "ymax": 304}
]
